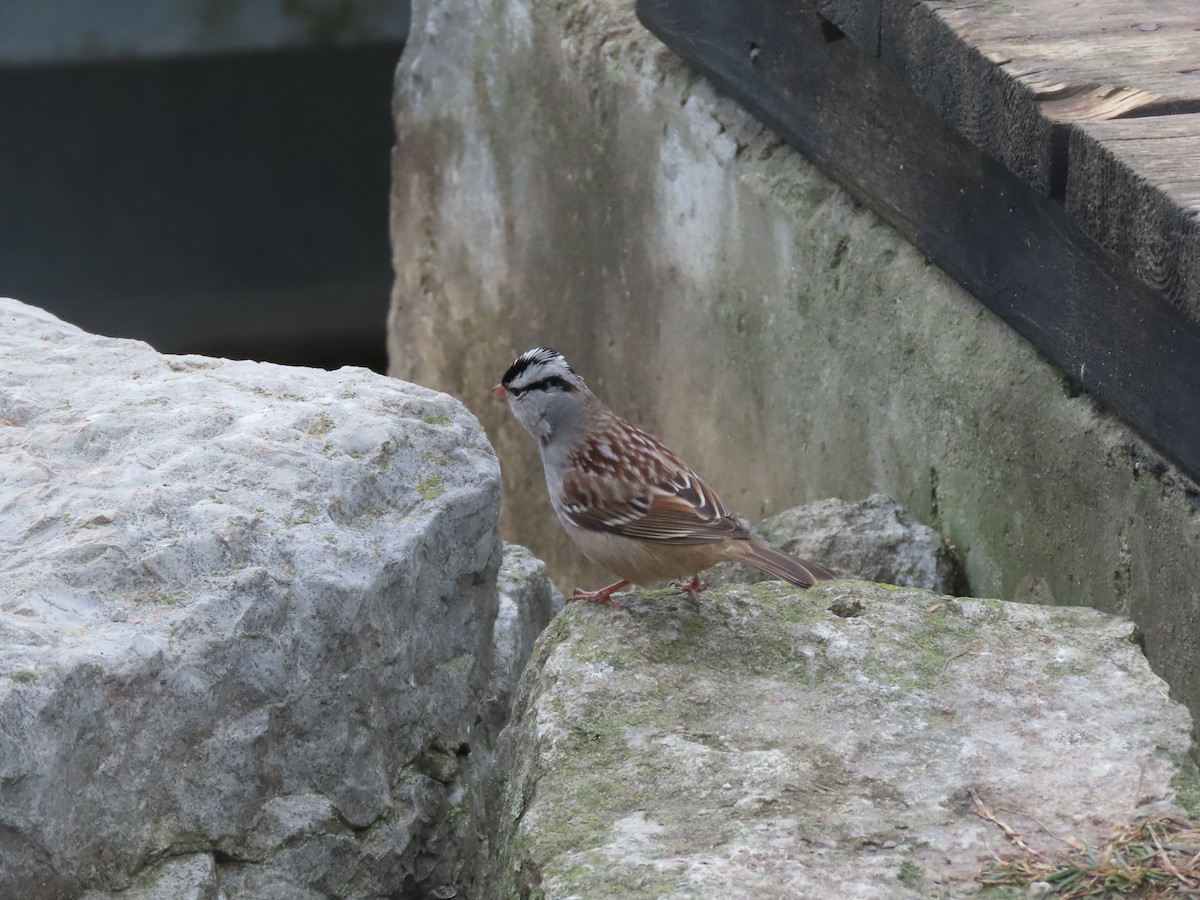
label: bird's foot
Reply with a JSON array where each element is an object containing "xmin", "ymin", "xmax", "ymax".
[
  {"xmin": 568, "ymin": 579, "xmax": 630, "ymax": 610},
  {"xmin": 671, "ymin": 575, "xmax": 709, "ymax": 604}
]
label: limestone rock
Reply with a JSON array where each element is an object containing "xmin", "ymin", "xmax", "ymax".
[
  {"xmin": 483, "ymin": 582, "xmax": 1197, "ymax": 898},
  {"xmin": 487, "ymin": 545, "xmax": 566, "ymax": 735},
  {"xmin": 78, "ymin": 854, "xmax": 219, "ymax": 900},
  {"xmin": 710, "ymin": 494, "xmax": 967, "ymax": 594},
  {"xmin": 0, "ymin": 298, "xmax": 557, "ymax": 898}
]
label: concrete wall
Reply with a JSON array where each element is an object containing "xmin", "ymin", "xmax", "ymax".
[{"xmin": 389, "ymin": 0, "xmax": 1200, "ymax": 714}]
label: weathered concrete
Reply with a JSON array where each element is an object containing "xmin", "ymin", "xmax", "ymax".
[
  {"xmin": 0, "ymin": 298, "xmax": 559, "ymax": 899},
  {"xmin": 388, "ymin": 0, "xmax": 1200, "ymax": 720},
  {"xmin": 482, "ymin": 582, "xmax": 1198, "ymax": 898}
]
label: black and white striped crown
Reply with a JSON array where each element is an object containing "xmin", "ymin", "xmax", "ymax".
[{"xmin": 501, "ymin": 347, "xmax": 577, "ymax": 394}]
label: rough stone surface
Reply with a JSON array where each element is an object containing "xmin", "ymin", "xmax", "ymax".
[
  {"xmin": 79, "ymin": 854, "xmax": 219, "ymax": 900},
  {"xmin": 709, "ymin": 494, "xmax": 967, "ymax": 595},
  {"xmin": 388, "ymin": 0, "xmax": 1200, "ymax": 726},
  {"xmin": 0, "ymin": 298, "xmax": 558, "ymax": 899},
  {"xmin": 487, "ymin": 545, "xmax": 566, "ymax": 735},
  {"xmin": 483, "ymin": 582, "xmax": 1198, "ymax": 898}
]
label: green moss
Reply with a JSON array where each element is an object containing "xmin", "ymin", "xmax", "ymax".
[
  {"xmin": 419, "ymin": 413, "xmax": 454, "ymax": 427},
  {"xmin": 132, "ymin": 590, "xmax": 184, "ymax": 606},
  {"xmin": 374, "ymin": 442, "xmax": 395, "ymax": 473},
  {"xmin": 418, "ymin": 475, "xmax": 445, "ymax": 501},
  {"xmin": 829, "ymin": 596, "xmax": 866, "ymax": 618},
  {"xmin": 1170, "ymin": 755, "xmax": 1200, "ymax": 817},
  {"xmin": 521, "ymin": 776, "xmax": 619, "ymax": 862},
  {"xmin": 288, "ymin": 505, "xmax": 320, "ymax": 526},
  {"xmin": 631, "ymin": 584, "xmax": 830, "ymax": 686},
  {"xmin": 898, "ymin": 858, "xmax": 924, "ymax": 887},
  {"xmin": 307, "ymin": 413, "xmax": 336, "ymax": 437},
  {"xmin": 418, "ymin": 449, "xmax": 440, "ymax": 467},
  {"xmin": 1044, "ymin": 656, "xmax": 1097, "ymax": 678},
  {"xmin": 9, "ymin": 670, "xmax": 36, "ymax": 684},
  {"xmin": 540, "ymin": 614, "xmax": 573, "ymax": 653}
]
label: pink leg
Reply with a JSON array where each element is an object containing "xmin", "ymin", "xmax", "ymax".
[
  {"xmin": 670, "ymin": 574, "xmax": 709, "ymax": 603},
  {"xmin": 568, "ymin": 579, "xmax": 630, "ymax": 610}
]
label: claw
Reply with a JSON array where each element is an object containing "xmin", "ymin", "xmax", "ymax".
[
  {"xmin": 671, "ymin": 575, "xmax": 709, "ymax": 603},
  {"xmin": 567, "ymin": 579, "xmax": 630, "ymax": 610}
]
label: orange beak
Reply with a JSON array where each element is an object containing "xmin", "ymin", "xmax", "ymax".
[{"xmin": 490, "ymin": 384, "xmax": 508, "ymax": 399}]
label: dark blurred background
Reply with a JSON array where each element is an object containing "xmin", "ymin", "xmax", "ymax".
[{"xmin": 0, "ymin": 1, "xmax": 410, "ymax": 372}]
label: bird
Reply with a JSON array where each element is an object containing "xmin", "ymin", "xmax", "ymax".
[{"xmin": 492, "ymin": 347, "xmax": 837, "ymax": 608}]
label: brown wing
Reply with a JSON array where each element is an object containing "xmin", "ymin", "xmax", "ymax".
[{"xmin": 558, "ymin": 417, "xmax": 750, "ymax": 545}]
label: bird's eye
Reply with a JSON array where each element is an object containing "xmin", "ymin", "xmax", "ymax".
[{"xmin": 506, "ymin": 385, "xmax": 523, "ymax": 398}]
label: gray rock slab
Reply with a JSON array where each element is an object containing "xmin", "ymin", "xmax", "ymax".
[
  {"xmin": 78, "ymin": 854, "xmax": 219, "ymax": 900},
  {"xmin": 484, "ymin": 581, "xmax": 1197, "ymax": 898},
  {"xmin": 0, "ymin": 298, "xmax": 555, "ymax": 898},
  {"xmin": 488, "ymin": 544, "xmax": 566, "ymax": 734},
  {"xmin": 710, "ymin": 494, "xmax": 967, "ymax": 595}
]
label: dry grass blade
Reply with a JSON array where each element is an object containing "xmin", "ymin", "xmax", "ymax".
[
  {"xmin": 969, "ymin": 787, "xmax": 1044, "ymax": 859},
  {"xmin": 977, "ymin": 811, "xmax": 1200, "ymax": 897}
]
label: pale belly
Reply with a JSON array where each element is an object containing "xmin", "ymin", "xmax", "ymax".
[{"xmin": 561, "ymin": 520, "xmax": 736, "ymax": 584}]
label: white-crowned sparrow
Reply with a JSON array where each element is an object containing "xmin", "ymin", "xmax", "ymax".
[{"xmin": 492, "ymin": 347, "xmax": 837, "ymax": 608}]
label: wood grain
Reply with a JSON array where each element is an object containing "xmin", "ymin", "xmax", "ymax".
[
  {"xmin": 1069, "ymin": 115, "xmax": 1200, "ymax": 316},
  {"xmin": 821, "ymin": 0, "xmax": 1200, "ymax": 196},
  {"xmin": 817, "ymin": 1, "xmax": 1200, "ymax": 322}
]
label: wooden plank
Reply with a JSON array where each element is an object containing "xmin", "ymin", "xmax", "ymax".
[
  {"xmin": 878, "ymin": 2, "xmax": 1061, "ymax": 194},
  {"xmin": 815, "ymin": 1, "xmax": 1200, "ymax": 319},
  {"xmin": 1068, "ymin": 115, "xmax": 1200, "ymax": 315},
  {"xmin": 821, "ymin": 0, "xmax": 1200, "ymax": 195},
  {"xmin": 935, "ymin": 5, "xmax": 1200, "ymax": 116},
  {"xmin": 816, "ymin": 0, "xmax": 879, "ymax": 53},
  {"xmin": 635, "ymin": 0, "xmax": 1200, "ymax": 484}
]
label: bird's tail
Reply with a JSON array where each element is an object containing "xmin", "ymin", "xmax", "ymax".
[{"xmin": 733, "ymin": 540, "xmax": 838, "ymax": 589}]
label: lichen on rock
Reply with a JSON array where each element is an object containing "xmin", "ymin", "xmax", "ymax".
[{"xmin": 482, "ymin": 581, "xmax": 1197, "ymax": 898}]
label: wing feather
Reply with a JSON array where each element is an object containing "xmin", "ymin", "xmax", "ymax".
[{"xmin": 558, "ymin": 417, "xmax": 750, "ymax": 545}]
